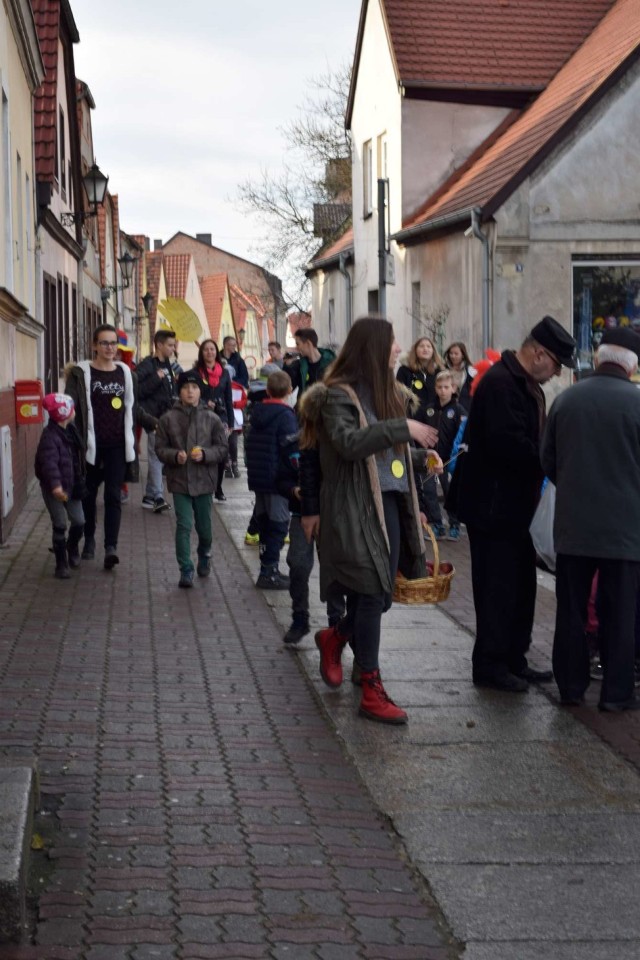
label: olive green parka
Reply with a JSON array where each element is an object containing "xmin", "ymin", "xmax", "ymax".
[{"xmin": 299, "ymin": 382, "xmax": 426, "ymax": 600}]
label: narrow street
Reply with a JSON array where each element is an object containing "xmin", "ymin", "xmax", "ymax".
[{"xmin": 3, "ymin": 468, "xmax": 640, "ymax": 958}]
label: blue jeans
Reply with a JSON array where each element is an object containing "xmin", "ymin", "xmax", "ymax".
[
  {"xmin": 145, "ymin": 431, "xmax": 164, "ymax": 501},
  {"xmin": 255, "ymin": 492, "xmax": 289, "ymax": 573}
]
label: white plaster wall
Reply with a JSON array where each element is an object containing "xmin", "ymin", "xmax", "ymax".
[
  {"xmin": 0, "ymin": 6, "xmax": 39, "ymax": 316},
  {"xmin": 403, "ymin": 232, "xmax": 485, "ymax": 360},
  {"xmin": 401, "ymin": 100, "xmax": 511, "ymax": 221},
  {"xmin": 492, "ymin": 60, "xmax": 640, "ymax": 398},
  {"xmin": 309, "ymin": 264, "xmax": 354, "ymax": 349},
  {"xmin": 350, "ymin": 0, "xmax": 403, "ymax": 322}
]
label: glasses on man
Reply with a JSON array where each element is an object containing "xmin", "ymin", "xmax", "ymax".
[
  {"xmin": 540, "ymin": 347, "xmax": 561, "ymax": 371},
  {"xmin": 97, "ymin": 340, "xmax": 118, "ymax": 347}
]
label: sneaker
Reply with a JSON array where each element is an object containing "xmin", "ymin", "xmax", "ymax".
[
  {"xmin": 104, "ymin": 546, "xmax": 119, "ymax": 571},
  {"xmin": 283, "ymin": 619, "xmax": 309, "ymax": 645},
  {"xmin": 224, "ymin": 467, "xmax": 233, "ymax": 479},
  {"xmin": 430, "ymin": 523, "xmax": 446, "ymax": 540},
  {"xmin": 153, "ymin": 497, "xmax": 171, "ymax": 514},
  {"xmin": 120, "ymin": 489, "xmax": 130, "ymax": 504},
  {"xmin": 232, "ymin": 463, "xmax": 241, "ymax": 479},
  {"xmin": 244, "ymin": 532, "xmax": 260, "ymax": 546},
  {"xmin": 142, "ymin": 495, "xmax": 155, "ymax": 509},
  {"xmin": 215, "ymin": 491, "xmax": 227, "ymax": 502},
  {"xmin": 255, "ymin": 570, "xmax": 290, "ymax": 590},
  {"xmin": 197, "ymin": 556, "xmax": 211, "ymax": 578},
  {"xmin": 284, "ymin": 535, "xmax": 290, "ymax": 545},
  {"xmin": 446, "ymin": 524, "xmax": 460, "ymax": 542},
  {"xmin": 473, "ymin": 671, "xmax": 528, "ymax": 693},
  {"xmin": 589, "ymin": 655, "xmax": 603, "ymax": 681},
  {"xmin": 179, "ymin": 569, "xmax": 194, "ymax": 589}
]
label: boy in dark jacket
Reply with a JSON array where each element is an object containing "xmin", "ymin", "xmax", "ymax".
[
  {"xmin": 245, "ymin": 370, "xmax": 298, "ymax": 590},
  {"xmin": 35, "ymin": 394, "xmax": 86, "ymax": 579},
  {"xmin": 155, "ymin": 370, "xmax": 228, "ymax": 589},
  {"xmin": 416, "ymin": 370, "xmax": 466, "ymax": 540}
]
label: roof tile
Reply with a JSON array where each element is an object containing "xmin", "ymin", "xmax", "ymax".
[
  {"xmin": 402, "ymin": 0, "xmax": 640, "ymax": 231},
  {"xmin": 383, "ymin": 0, "xmax": 617, "ymax": 88}
]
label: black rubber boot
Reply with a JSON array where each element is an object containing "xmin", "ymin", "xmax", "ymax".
[
  {"xmin": 53, "ymin": 536, "xmax": 70, "ymax": 579},
  {"xmin": 67, "ymin": 524, "xmax": 84, "ymax": 569}
]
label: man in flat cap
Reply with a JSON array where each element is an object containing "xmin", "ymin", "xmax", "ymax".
[
  {"xmin": 541, "ymin": 326, "xmax": 640, "ymax": 711},
  {"xmin": 457, "ymin": 316, "xmax": 576, "ymax": 692}
]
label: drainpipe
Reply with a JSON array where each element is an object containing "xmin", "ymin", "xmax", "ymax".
[
  {"xmin": 471, "ymin": 207, "xmax": 491, "ymax": 351},
  {"xmin": 338, "ymin": 253, "xmax": 352, "ymax": 330}
]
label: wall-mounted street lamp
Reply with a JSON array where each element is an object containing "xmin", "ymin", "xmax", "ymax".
[
  {"xmin": 61, "ymin": 160, "xmax": 109, "ymax": 226},
  {"xmin": 101, "ymin": 252, "xmax": 139, "ymax": 301},
  {"xmin": 132, "ymin": 291, "xmax": 154, "ymax": 324}
]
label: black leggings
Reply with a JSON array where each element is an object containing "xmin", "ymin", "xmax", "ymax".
[
  {"xmin": 83, "ymin": 445, "xmax": 126, "ymax": 549},
  {"xmin": 341, "ymin": 492, "xmax": 401, "ymax": 672}
]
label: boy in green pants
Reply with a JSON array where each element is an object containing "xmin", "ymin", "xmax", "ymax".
[{"xmin": 156, "ymin": 370, "xmax": 228, "ymax": 588}]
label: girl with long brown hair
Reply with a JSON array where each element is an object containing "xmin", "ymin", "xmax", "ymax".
[
  {"xmin": 195, "ymin": 339, "xmax": 234, "ymax": 500},
  {"xmin": 396, "ymin": 336, "xmax": 444, "ymax": 418},
  {"xmin": 299, "ymin": 317, "xmax": 441, "ymax": 725}
]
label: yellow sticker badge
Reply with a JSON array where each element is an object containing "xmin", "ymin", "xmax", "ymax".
[
  {"xmin": 412, "ymin": 380, "xmax": 423, "ymax": 390},
  {"xmin": 111, "ymin": 397, "xmax": 123, "ymax": 410},
  {"xmin": 391, "ymin": 459, "xmax": 405, "ymax": 479}
]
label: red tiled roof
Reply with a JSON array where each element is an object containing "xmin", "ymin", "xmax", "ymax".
[
  {"xmin": 164, "ymin": 254, "xmax": 191, "ymax": 299},
  {"xmin": 145, "ymin": 251, "xmax": 164, "ymax": 332},
  {"xmin": 400, "ymin": 0, "xmax": 640, "ymax": 235},
  {"xmin": 229, "ymin": 284, "xmax": 267, "ymax": 319},
  {"xmin": 308, "ymin": 226, "xmax": 354, "ymax": 270},
  {"xmin": 200, "ymin": 274, "xmax": 229, "ymax": 343},
  {"xmin": 287, "ymin": 312, "xmax": 313, "ymax": 335},
  {"xmin": 383, "ymin": 0, "xmax": 617, "ymax": 89},
  {"xmin": 32, "ymin": 0, "xmax": 61, "ymax": 183}
]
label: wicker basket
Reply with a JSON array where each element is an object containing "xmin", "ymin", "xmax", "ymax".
[{"xmin": 393, "ymin": 523, "xmax": 455, "ymax": 604}]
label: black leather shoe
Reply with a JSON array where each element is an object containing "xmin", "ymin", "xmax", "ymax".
[
  {"xmin": 560, "ymin": 696, "xmax": 584, "ymax": 706},
  {"xmin": 598, "ymin": 698, "xmax": 640, "ymax": 713},
  {"xmin": 215, "ymin": 491, "xmax": 227, "ymax": 502},
  {"xmin": 104, "ymin": 546, "xmax": 119, "ymax": 570},
  {"xmin": 517, "ymin": 667, "xmax": 553, "ymax": 683},
  {"xmin": 473, "ymin": 672, "xmax": 529, "ymax": 693}
]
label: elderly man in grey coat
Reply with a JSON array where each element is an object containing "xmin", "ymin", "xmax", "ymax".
[{"xmin": 541, "ymin": 327, "xmax": 640, "ymax": 712}]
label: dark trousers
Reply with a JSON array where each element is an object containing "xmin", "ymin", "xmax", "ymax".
[
  {"xmin": 419, "ymin": 474, "xmax": 443, "ymax": 525},
  {"xmin": 554, "ymin": 553, "xmax": 640, "ymax": 705},
  {"xmin": 287, "ymin": 516, "xmax": 346, "ymax": 624},
  {"xmin": 255, "ymin": 492, "xmax": 289, "ymax": 572},
  {"xmin": 340, "ymin": 492, "xmax": 401, "ymax": 673},
  {"xmin": 227, "ymin": 431, "xmax": 238, "ymax": 464},
  {"xmin": 439, "ymin": 473, "xmax": 458, "ymax": 526},
  {"xmin": 84, "ymin": 445, "xmax": 127, "ymax": 549},
  {"xmin": 467, "ymin": 524, "xmax": 536, "ymax": 679}
]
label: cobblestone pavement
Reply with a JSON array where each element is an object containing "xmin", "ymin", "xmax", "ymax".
[
  {"xmin": 0, "ymin": 488, "xmax": 458, "ymax": 960},
  {"xmin": 438, "ymin": 534, "xmax": 640, "ymax": 774}
]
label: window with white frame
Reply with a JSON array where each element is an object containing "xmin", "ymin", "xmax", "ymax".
[
  {"xmin": 573, "ymin": 257, "xmax": 640, "ymax": 372},
  {"xmin": 363, "ymin": 139, "xmax": 373, "ymax": 217}
]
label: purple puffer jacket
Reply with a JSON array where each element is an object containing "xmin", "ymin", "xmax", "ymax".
[{"xmin": 35, "ymin": 422, "xmax": 83, "ymax": 496}]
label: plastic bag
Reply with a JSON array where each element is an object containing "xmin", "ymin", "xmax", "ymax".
[{"xmin": 530, "ymin": 480, "xmax": 556, "ymax": 571}]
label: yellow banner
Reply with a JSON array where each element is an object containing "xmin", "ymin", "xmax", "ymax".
[{"xmin": 157, "ymin": 298, "xmax": 203, "ymax": 340}]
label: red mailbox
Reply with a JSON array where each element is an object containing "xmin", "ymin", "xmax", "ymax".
[{"xmin": 14, "ymin": 379, "xmax": 44, "ymax": 425}]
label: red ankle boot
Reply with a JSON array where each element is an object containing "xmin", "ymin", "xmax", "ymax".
[
  {"xmin": 315, "ymin": 625, "xmax": 348, "ymax": 688},
  {"xmin": 359, "ymin": 669, "xmax": 408, "ymax": 725}
]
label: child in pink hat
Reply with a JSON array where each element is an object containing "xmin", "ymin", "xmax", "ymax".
[{"xmin": 34, "ymin": 394, "xmax": 86, "ymax": 578}]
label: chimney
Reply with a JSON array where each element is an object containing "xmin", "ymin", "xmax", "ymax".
[
  {"xmin": 154, "ymin": 238, "xmax": 163, "ymax": 251},
  {"xmin": 196, "ymin": 233, "xmax": 212, "ymax": 246}
]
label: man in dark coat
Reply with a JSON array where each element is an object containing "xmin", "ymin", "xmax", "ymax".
[
  {"xmin": 221, "ymin": 336, "xmax": 249, "ymax": 388},
  {"xmin": 457, "ymin": 316, "xmax": 576, "ymax": 692},
  {"xmin": 541, "ymin": 327, "xmax": 640, "ymax": 711}
]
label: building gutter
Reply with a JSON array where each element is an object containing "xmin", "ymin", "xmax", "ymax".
[
  {"xmin": 392, "ymin": 208, "xmax": 472, "ymax": 245},
  {"xmin": 471, "ymin": 208, "xmax": 491, "ymax": 352},
  {"xmin": 338, "ymin": 253, "xmax": 353, "ymax": 330}
]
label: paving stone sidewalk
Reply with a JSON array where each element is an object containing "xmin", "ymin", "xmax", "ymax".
[
  {"xmin": 220, "ymin": 475, "xmax": 640, "ymax": 960},
  {"xmin": 0, "ymin": 484, "xmax": 458, "ymax": 960}
]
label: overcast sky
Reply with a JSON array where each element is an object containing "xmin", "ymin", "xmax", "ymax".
[{"xmin": 70, "ymin": 0, "xmax": 360, "ymax": 277}]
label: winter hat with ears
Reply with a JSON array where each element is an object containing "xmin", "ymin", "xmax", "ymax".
[{"xmin": 43, "ymin": 393, "xmax": 75, "ymax": 423}]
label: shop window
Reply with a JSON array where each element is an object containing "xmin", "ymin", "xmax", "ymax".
[{"xmin": 573, "ymin": 258, "xmax": 640, "ymax": 372}]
